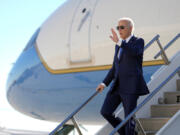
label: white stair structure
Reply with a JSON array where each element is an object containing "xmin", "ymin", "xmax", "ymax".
[{"xmin": 96, "ymin": 39, "xmax": 180, "ymax": 135}]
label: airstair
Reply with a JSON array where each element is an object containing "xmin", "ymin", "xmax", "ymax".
[
  {"xmin": 49, "ymin": 33, "xmax": 180, "ymax": 135},
  {"xmin": 137, "ymin": 79, "xmax": 180, "ymax": 135}
]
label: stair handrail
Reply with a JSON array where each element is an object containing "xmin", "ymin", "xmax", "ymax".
[
  {"xmin": 49, "ymin": 91, "xmax": 99, "ymax": 135},
  {"xmin": 49, "ymin": 34, "xmax": 168, "ymax": 135},
  {"xmin": 110, "ymin": 66, "xmax": 180, "ymax": 135},
  {"xmin": 154, "ymin": 33, "xmax": 180, "ymax": 59},
  {"xmin": 144, "ymin": 34, "xmax": 160, "ymax": 51},
  {"xmin": 144, "ymin": 34, "xmax": 170, "ymax": 65}
]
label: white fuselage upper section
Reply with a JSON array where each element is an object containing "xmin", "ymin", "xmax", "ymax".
[{"xmin": 36, "ymin": 0, "xmax": 180, "ymax": 71}]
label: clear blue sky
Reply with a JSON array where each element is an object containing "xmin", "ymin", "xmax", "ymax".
[
  {"xmin": 0, "ymin": 0, "xmax": 66, "ymax": 73},
  {"xmin": 0, "ymin": 1, "xmax": 101, "ymax": 133},
  {"xmin": 0, "ymin": 0, "xmax": 66, "ymax": 131}
]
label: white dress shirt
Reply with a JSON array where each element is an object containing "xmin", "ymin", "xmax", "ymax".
[
  {"xmin": 101, "ymin": 34, "xmax": 134, "ymax": 87},
  {"xmin": 117, "ymin": 34, "xmax": 133, "ymax": 46}
]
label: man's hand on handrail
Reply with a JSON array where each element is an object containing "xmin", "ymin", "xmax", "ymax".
[{"xmin": 96, "ymin": 84, "xmax": 105, "ymax": 92}]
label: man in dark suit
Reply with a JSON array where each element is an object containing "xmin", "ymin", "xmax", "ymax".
[{"xmin": 96, "ymin": 17, "xmax": 149, "ymax": 135}]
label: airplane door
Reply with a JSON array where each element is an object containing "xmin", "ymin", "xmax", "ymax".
[{"xmin": 68, "ymin": 0, "xmax": 98, "ymax": 64}]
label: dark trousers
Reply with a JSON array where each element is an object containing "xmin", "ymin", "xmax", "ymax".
[{"xmin": 100, "ymin": 89, "xmax": 139, "ymax": 135}]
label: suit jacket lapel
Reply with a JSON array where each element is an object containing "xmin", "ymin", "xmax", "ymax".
[
  {"xmin": 118, "ymin": 36, "xmax": 136, "ymax": 63},
  {"xmin": 115, "ymin": 45, "xmax": 120, "ymax": 60},
  {"xmin": 127, "ymin": 35, "xmax": 136, "ymax": 45}
]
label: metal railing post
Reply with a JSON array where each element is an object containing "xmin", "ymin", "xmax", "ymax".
[
  {"xmin": 71, "ymin": 117, "xmax": 83, "ymax": 135},
  {"xmin": 134, "ymin": 116, "xmax": 146, "ymax": 135},
  {"xmin": 156, "ymin": 39, "xmax": 170, "ymax": 65},
  {"xmin": 154, "ymin": 33, "xmax": 180, "ymax": 59},
  {"xmin": 144, "ymin": 35, "xmax": 160, "ymax": 51}
]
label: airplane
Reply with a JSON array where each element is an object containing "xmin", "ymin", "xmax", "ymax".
[
  {"xmin": 6, "ymin": 0, "xmax": 180, "ymax": 134},
  {"xmin": 0, "ymin": 127, "xmax": 48, "ymax": 135}
]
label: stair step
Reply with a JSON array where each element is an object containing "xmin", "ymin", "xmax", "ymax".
[
  {"xmin": 151, "ymin": 104, "xmax": 180, "ymax": 117},
  {"xmin": 164, "ymin": 91, "xmax": 180, "ymax": 104},
  {"xmin": 177, "ymin": 79, "xmax": 180, "ymax": 91},
  {"xmin": 138, "ymin": 131, "xmax": 156, "ymax": 135},
  {"xmin": 138, "ymin": 117, "xmax": 169, "ymax": 131}
]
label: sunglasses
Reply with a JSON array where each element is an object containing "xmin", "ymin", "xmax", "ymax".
[{"xmin": 116, "ymin": 25, "xmax": 126, "ymax": 30}]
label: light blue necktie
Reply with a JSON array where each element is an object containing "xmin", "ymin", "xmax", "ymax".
[{"xmin": 118, "ymin": 40, "xmax": 126, "ymax": 60}]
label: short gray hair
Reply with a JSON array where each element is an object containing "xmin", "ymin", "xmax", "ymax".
[{"xmin": 118, "ymin": 17, "xmax": 134, "ymax": 32}]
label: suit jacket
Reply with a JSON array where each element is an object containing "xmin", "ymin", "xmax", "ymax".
[{"xmin": 103, "ymin": 36, "xmax": 149, "ymax": 95}]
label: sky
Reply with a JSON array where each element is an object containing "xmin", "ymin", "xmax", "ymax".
[{"xmin": 0, "ymin": 0, "xmax": 101, "ymax": 134}]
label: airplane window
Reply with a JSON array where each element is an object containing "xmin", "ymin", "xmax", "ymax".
[{"xmin": 82, "ymin": 8, "xmax": 86, "ymax": 13}]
